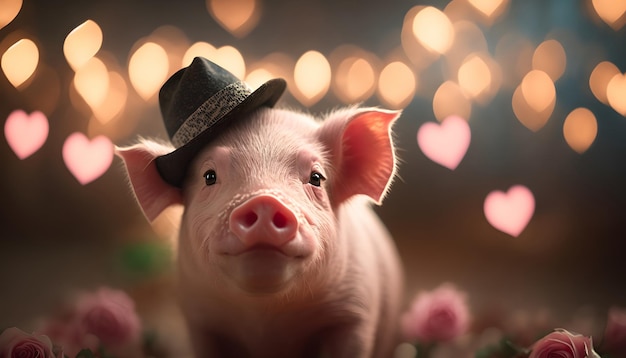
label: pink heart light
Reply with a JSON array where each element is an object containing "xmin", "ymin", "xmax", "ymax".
[
  {"xmin": 483, "ymin": 185, "xmax": 535, "ymax": 237},
  {"xmin": 417, "ymin": 115, "xmax": 471, "ymax": 170},
  {"xmin": 62, "ymin": 132, "xmax": 113, "ymax": 185},
  {"xmin": 4, "ymin": 110, "xmax": 49, "ymax": 159}
]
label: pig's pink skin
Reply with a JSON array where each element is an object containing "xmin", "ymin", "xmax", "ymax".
[{"xmin": 117, "ymin": 106, "xmax": 404, "ymax": 357}]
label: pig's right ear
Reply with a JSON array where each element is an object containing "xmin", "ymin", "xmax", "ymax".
[{"xmin": 115, "ymin": 140, "xmax": 182, "ymax": 222}]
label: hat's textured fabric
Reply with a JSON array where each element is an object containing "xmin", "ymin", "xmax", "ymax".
[{"xmin": 153, "ymin": 57, "xmax": 286, "ymax": 187}]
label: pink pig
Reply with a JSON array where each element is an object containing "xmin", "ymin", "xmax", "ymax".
[{"xmin": 117, "ymin": 57, "xmax": 404, "ymax": 357}]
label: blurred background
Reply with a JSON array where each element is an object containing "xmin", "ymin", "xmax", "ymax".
[{"xmin": 1, "ymin": 0, "xmax": 625, "ymax": 353}]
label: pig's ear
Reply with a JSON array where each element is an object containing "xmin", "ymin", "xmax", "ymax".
[
  {"xmin": 116, "ymin": 140, "xmax": 182, "ymax": 222},
  {"xmin": 318, "ymin": 107, "xmax": 401, "ymax": 206}
]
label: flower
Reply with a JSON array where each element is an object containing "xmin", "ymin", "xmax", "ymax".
[
  {"xmin": 401, "ymin": 283, "xmax": 470, "ymax": 343},
  {"xmin": 75, "ymin": 287, "xmax": 142, "ymax": 348},
  {"xmin": 529, "ymin": 329, "xmax": 600, "ymax": 358},
  {"xmin": 601, "ymin": 306, "xmax": 626, "ymax": 354},
  {"xmin": 0, "ymin": 327, "xmax": 58, "ymax": 358}
]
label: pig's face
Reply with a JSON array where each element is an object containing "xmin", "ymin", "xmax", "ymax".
[
  {"xmin": 179, "ymin": 108, "xmax": 336, "ymax": 295},
  {"xmin": 117, "ymin": 106, "xmax": 399, "ymax": 298}
]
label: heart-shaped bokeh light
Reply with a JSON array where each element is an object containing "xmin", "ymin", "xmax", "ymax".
[
  {"xmin": 129, "ymin": 42, "xmax": 169, "ymax": 100},
  {"xmin": 1, "ymin": 39, "xmax": 39, "ymax": 88},
  {"xmin": 563, "ymin": 108, "xmax": 597, "ymax": 154},
  {"xmin": 484, "ymin": 185, "xmax": 535, "ymax": 237},
  {"xmin": 521, "ymin": 70, "xmax": 555, "ymax": 113},
  {"xmin": 206, "ymin": 0, "xmax": 259, "ymax": 37},
  {"xmin": 591, "ymin": 0, "xmax": 626, "ymax": 30},
  {"xmin": 63, "ymin": 20, "xmax": 103, "ymax": 71},
  {"xmin": 62, "ymin": 132, "xmax": 114, "ymax": 185},
  {"xmin": 417, "ymin": 115, "xmax": 471, "ymax": 170},
  {"xmin": 4, "ymin": 110, "xmax": 48, "ymax": 159},
  {"xmin": 607, "ymin": 73, "xmax": 626, "ymax": 116},
  {"xmin": 0, "ymin": 0, "xmax": 22, "ymax": 30},
  {"xmin": 293, "ymin": 51, "xmax": 331, "ymax": 106}
]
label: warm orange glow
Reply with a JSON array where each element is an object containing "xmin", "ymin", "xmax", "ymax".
[
  {"xmin": 293, "ymin": 51, "xmax": 331, "ymax": 106},
  {"xmin": 433, "ymin": 81, "xmax": 471, "ymax": 121},
  {"xmin": 401, "ymin": 6, "xmax": 439, "ymax": 69},
  {"xmin": 0, "ymin": 0, "xmax": 22, "ymax": 30},
  {"xmin": 63, "ymin": 20, "xmax": 103, "ymax": 71},
  {"xmin": 458, "ymin": 53, "xmax": 492, "ymax": 99},
  {"xmin": 1, "ymin": 38, "xmax": 38, "ymax": 88},
  {"xmin": 467, "ymin": 0, "xmax": 508, "ymax": 19},
  {"xmin": 183, "ymin": 42, "xmax": 216, "ymax": 66},
  {"xmin": 532, "ymin": 39, "xmax": 566, "ymax": 81},
  {"xmin": 520, "ymin": 70, "xmax": 556, "ymax": 113},
  {"xmin": 212, "ymin": 46, "xmax": 246, "ymax": 80},
  {"xmin": 244, "ymin": 68, "xmax": 273, "ymax": 90},
  {"xmin": 589, "ymin": 61, "xmax": 620, "ymax": 105},
  {"xmin": 563, "ymin": 108, "xmax": 597, "ymax": 154},
  {"xmin": 73, "ymin": 57, "xmax": 109, "ymax": 109},
  {"xmin": 444, "ymin": 21, "xmax": 488, "ymax": 73},
  {"xmin": 206, "ymin": 0, "xmax": 259, "ymax": 37},
  {"xmin": 335, "ymin": 57, "xmax": 376, "ymax": 103},
  {"xmin": 92, "ymin": 71, "xmax": 127, "ymax": 124},
  {"xmin": 377, "ymin": 61, "xmax": 416, "ymax": 109},
  {"xmin": 128, "ymin": 42, "xmax": 169, "ymax": 100},
  {"xmin": 607, "ymin": 73, "xmax": 626, "ymax": 116},
  {"xmin": 591, "ymin": 0, "xmax": 626, "ymax": 30},
  {"xmin": 412, "ymin": 6, "xmax": 454, "ymax": 54},
  {"xmin": 512, "ymin": 84, "xmax": 554, "ymax": 132}
]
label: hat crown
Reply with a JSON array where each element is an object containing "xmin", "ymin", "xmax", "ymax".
[{"xmin": 159, "ymin": 57, "xmax": 242, "ymax": 140}]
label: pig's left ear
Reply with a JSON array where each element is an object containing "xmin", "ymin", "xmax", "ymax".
[
  {"xmin": 115, "ymin": 140, "xmax": 183, "ymax": 222},
  {"xmin": 318, "ymin": 108, "xmax": 401, "ymax": 206}
]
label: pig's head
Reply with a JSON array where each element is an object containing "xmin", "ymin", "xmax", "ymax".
[{"xmin": 117, "ymin": 106, "xmax": 399, "ymax": 297}]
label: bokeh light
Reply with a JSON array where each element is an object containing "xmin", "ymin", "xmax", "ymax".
[
  {"xmin": 73, "ymin": 56, "xmax": 109, "ymax": 109},
  {"xmin": 412, "ymin": 6, "xmax": 455, "ymax": 55},
  {"xmin": 92, "ymin": 71, "xmax": 128, "ymax": 124},
  {"xmin": 590, "ymin": 0, "xmax": 626, "ymax": 30},
  {"xmin": 532, "ymin": 39, "xmax": 566, "ymax": 81},
  {"xmin": 0, "ymin": 0, "xmax": 22, "ymax": 30},
  {"xmin": 589, "ymin": 61, "xmax": 620, "ymax": 105},
  {"xmin": 183, "ymin": 42, "xmax": 216, "ymax": 66},
  {"xmin": 63, "ymin": 20, "xmax": 103, "ymax": 71},
  {"xmin": 606, "ymin": 72, "xmax": 626, "ymax": 116},
  {"xmin": 1, "ymin": 38, "xmax": 38, "ymax": 88},
  {"xmin": 563, "ymin": 108, "xmax": 598, "ymax": 154},
  {"xmin": 433, "ymin": 80, "xmax": 471, "ymax": 121},
  {"xmin": 512, "ymin": 82, "xmax": 554, "ymax": 132},
  {"xmin": 206, "ymin": 0, "xmax": 259, "ymax": 37},
  {"xmin": 331, "ymin": 47, "xmax": 378, "ymax": 104},
  {"xmin": 457, "ymin": 53, "xmax": 492, "ymax": 100},
  {"xmin": 128, "ymin": 42, "xmax": 169, "ymax": 100},
  {"xmin": 466, "ymin": 0, "xmax": 509, "ymax": 24},
  {"xmin": 377, "ymin": 61, "xmax": 416, "ymax": 109},
  {"xmin": 293, "ymin": 50, "xmax": 331, "ymax": 107},
  {"xmin": 520, "ymin": 70, "xmax": 556, "ymax": 113}
]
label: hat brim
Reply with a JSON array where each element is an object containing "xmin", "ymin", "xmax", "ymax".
[{"xmin": 155, "ymin": 78, "xmax": 287, "ymax": 187}]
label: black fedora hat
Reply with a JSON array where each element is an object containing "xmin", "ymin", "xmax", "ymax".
[{"xmin": 154, "ymin": 57, "xmax": 286, "ymax": 187}]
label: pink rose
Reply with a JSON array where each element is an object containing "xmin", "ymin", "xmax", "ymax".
[
  {"xmin": 0, "ymin": 327, "xmax": 58, "ymax": 358},
  {"xmin": 601, "ymin": 306, "xmax": 626, "ymax": 354},
  {"xmin": 529, "ymin": 329, "xmax": 600, "ymax": 358},
  {"xmin": 401, "ymin": 283, "xmax": 470, "ymax": 343},
  {"xmin": 75, "ymin": 287, "xmax": 142, "ymax": 348}
]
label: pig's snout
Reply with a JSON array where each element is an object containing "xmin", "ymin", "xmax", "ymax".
[{"xmin": 229, "ymin": 195, "xmax": 298, "ymax": 249}]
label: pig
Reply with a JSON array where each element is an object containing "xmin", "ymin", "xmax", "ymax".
[{"xmin": 117, "ymin": 105, "xmax": 404, "ymax": 357}]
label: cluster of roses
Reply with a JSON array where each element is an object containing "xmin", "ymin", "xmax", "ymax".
[
  {"xmin": 401, "ymin": 283, "xmax": 626, "ymax": 358},
  {"xmin": 0, "ymin": 287, "xmax": 143, "ymax": 358}
]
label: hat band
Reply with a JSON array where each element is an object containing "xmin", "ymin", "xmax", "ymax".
[{"xmin": 171, "ymin": 81, "xmax": 252, "ymax": 147}]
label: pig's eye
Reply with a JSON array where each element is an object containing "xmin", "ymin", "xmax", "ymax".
[
  {"xmin": 308, "ymin": 171, "xmax": 326, "ymax": 187},
  {"xmin": 203, "ymin": 169, "xmax": 217, "ymax": 186}
]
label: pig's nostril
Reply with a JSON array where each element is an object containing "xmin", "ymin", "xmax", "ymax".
[
  {"xmin": 244, "ymin": 212, "xmax": 258, "ymax": 227},
  {"xmin": 273, "ymin": 211, "xmax": 288, "ymax": 229}
]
